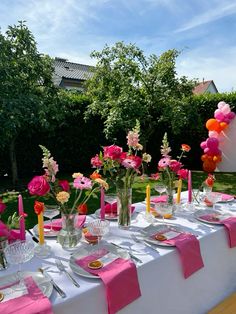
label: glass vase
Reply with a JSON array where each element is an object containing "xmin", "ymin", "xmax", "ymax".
[
  {"xmin": 0, "ymin": 238, "xmax": 8, "ymax": 270},
  {"xmin": 166, "ymin": 186, "xmax": 175, "ymax": 214},
  {"xmin": 117, "ymin": 186, "xmax": 132, "ymax": 229},
  {"xmin": 57, "ymin": 213, "xmax": 82, "ymax": 249}
]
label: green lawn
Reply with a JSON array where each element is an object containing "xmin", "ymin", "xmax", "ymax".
[{"xmin": 1, "ymin": 171, "xmax": 236, "ymax": 229}]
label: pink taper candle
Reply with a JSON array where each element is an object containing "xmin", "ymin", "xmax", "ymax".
[
  {"xmin": 100, "ymin": 187, "xmax": 105, "ymax": 220},
  {"xmin": 18, "ymin": 194, "xmax": 26, "ymax": 240},
  {"xmin": 188, "ymin": 170, "xmax": 192, "ymax": 203}
]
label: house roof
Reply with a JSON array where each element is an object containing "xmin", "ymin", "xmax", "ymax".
[
  {"xmin": 53, "ymin": 58, "xmax": 94, "ymax": 86},
  {"xmin": 193, "ymin": 80, "xmax": 218, "ymax": 94}
]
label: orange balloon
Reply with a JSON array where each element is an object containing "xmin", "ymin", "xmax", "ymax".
[
  {"xmin": 219, "ymin": 122, "xmax": 228, "ymax": 130},
  {"xmin": 206, "ymin": 119, "xmax": 221, "ymax": 132},
  {"xmin": 201, "ymin": 154, "xmax": 207, "ymax": 161},
  {"xmin": 203, "ymin": 160, "xmax": 216, "ymax": 172},
  {"xmin": 213, "ymin": 155, "xmax": 222, "ymax": 163}
]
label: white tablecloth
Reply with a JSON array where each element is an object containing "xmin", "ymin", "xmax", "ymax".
[{"xmin": 1, "ymin": 193, "xmax": 236, "ymax": 314}]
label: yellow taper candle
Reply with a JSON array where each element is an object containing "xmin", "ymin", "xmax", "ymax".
[
  {"xmin": 146, "ymin": 184, "xmax": 151, "ymax": 213},
  {"xmin": 176, "ymin": 179, "xmax": 182, "ymax": 204},
  {"xmin": 38, "ymin": 212, "xmax": 45, "ymax": 245}
]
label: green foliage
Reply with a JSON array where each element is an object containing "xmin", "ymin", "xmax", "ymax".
[{"xmin": 85, "ymin": 42, "xmax": 195, "ymax": 146}]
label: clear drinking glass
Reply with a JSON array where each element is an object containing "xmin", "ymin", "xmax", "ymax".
[
  {"xmin": 154, "ymin": 184, "xmax": 166, "ymax": 196},
  {"xmin": 43, "ymin": 205, "xmax": 60, "ymax": 233},
  {"xmin": 104, "ymin": 194, "xmax": 117, "ymax": 217},
  {"xmin": 206, "ymin": 192, "xmax": 222, "ymax": 210},
  {"xmin": 87, "ymin": 219, "xmax": 110, "ymax": 246},
  {"xmin": 155, "ymin": 203, "xmax": 172, "ymax": 225},
  {"xmin": 4, "ymin": 241, "xmax": 35, "ymax": 290}
]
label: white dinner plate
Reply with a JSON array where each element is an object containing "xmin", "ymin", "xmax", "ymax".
[
  {"xmin": 194, "ymin": 209, "xmax": 233, "ymax": 225},
  {"xmin": 70, "ymin": 243, "xmax": 130, "ymax": 279},
  {"xmin": 141, "ymin": 224, "xmax": 191, "ymax": 247},
  {"xmin": 33, "ymin": 220, "xmax": 59, "ymax": 237},
  {"xmin": 0, "ymin": 271, "xmax": 53, "ymax": 298}
]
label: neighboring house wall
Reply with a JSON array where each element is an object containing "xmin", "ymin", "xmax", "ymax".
[
  {"xmin": 205, "ymin": 83, "xmax": 218, "ymax": 94},
  {"xmin": 193, "ymin": 80, "xmax": 218, "ymax": 95}
]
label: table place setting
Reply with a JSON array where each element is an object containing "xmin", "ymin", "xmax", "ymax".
[{"xmin": 73, "ymin": 244, "xmax": 141, "ymax": 314}]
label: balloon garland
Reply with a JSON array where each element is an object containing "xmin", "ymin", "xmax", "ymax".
[{"xmin": 200, "ymin": 101, "xmax": 235, "ymax": 172}]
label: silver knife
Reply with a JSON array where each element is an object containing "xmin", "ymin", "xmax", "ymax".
[
  {"xmin": 55, "ymin": 259, "xmax": 80, "ymax": 288},
  {"xmin": 110, "ymin": 242, "xmax": 143, "ymax": 263},
  {"xmin": 38, "ymin": 268, "xmax": 67, "ymax": 298},
  {"xmin": 131, "ymin": 234, "xmax": 159, "ymax": 253}
]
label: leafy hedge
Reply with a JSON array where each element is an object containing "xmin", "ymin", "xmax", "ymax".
[{"xmin": 1, "ymin": 91, "xmax": 236, "ymax": 184}]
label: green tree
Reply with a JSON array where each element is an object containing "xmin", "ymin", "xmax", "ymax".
[
  {"xmin": 0, "ymin": 21, "xmax": 56, "ymax": 185},
  {"xmin": 85, "ymin": 42, "xmax": 195, "ymax": 148}
]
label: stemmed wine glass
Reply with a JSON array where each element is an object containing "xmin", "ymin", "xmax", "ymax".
[
  {"xmin": 155, "ymin": 203, "xmax": 172, "ymax": 225},
  {"xmin": 104, "ymin": 194, "xmax": 117, "ymax": 217},
  {"xmin": 4, "ymin": 240, "xmax": 35, "ymax": 290},
  {"xmin": 43, "ymin": 204, "xmax": 60, "ymax": 234},
  {"xmin": 154, "ymin": 184, "xmax": 166, "ymax": 196},
  {"xmin": 87, "ymin": 219, "xmax": 110, "ymax": 247},
  {"xmin": 205, "ymin": 192, "xmax": 222, "ymax": 211}
]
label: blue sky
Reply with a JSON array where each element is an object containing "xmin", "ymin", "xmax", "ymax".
[{"xmin": 1, "ymin": 0, "xmax": 236, "ymax": 92}]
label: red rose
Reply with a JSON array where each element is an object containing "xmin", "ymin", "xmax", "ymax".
[
  {"xmin": 103, "ymin": 145, "xmax": 123, "ymax": 160},
  {"xmin": 169, "ymin": 160, "xmax": 182, "ymax": 173},
  {"xmin": 28, "ymin": 175, "xmax": 50, "ymax": 196},
  {"xmin": 34, "ymin": 201, "xmax": 45, "ymax": 215},
  {"xmin": 91, "ymin": 154, "xmax": 103, "ymax": 167},
  {"xmin": 59, "ymin": 180, "xmax": 70, "ymax": 192},
  {"xmin": 205, "ymin": 174, "xmax": 215, "ymax": 187},
  {"xmin": 177, "ymin": 169, "xmax": 188, "ymax": 180},
  {"xmin": 181, "ymin": 144, "xmax": 191, "ymax": 152}
]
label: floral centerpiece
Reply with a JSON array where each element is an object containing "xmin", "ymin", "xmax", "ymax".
[
  {"xmin": 91, "ymin": 121, "xmax": 151, "ymax": 227},
  {"xmin": 28, "ymin": 145, "xmax": 107, "ymax": 248},
  {"xmin": 151, "ymin": 133, "xmax": 190, "ymax": 205}
]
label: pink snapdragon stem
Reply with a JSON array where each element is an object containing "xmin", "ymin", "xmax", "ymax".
[{"xmin": 18, "ymin": 194, "xmax": 26, "ymax": 240}]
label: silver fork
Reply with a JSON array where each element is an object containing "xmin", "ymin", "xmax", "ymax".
[
  {"xmin": 55, "ymin": 259, "xmax": 80, "ymax": 288},
  {"xmin": 131, "ymin": 234, "xmax": 159, "ymax": 253}
]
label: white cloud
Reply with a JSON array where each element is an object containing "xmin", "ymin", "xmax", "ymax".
[
  {"xmin": 177, "ymin": 46, "xmax": 236, "ymax": 92},
  {"xmin": 176, "ymin": 1, "xmax": 236, "ymax": 33}
]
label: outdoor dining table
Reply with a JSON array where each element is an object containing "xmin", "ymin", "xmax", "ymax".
[{"xmin": 1, "ymin": 191, "xmax": 236, "ymax": 314}]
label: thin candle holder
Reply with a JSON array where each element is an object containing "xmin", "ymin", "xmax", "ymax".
[{"xmin": 34, "ymin": 243, "xmax": 51, "ymax": 258}]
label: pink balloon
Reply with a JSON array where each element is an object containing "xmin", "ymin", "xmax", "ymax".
[
  {"xmin": 222, "ymin": 117, "xmax": 231, "ymax": 124},
  {"xmin": 214, "ymin": 109, "xmax": 225, "ymax": 122},
  {"xmin": 206, "ymin": 147, "xmax": 221, "ymax": 156},
  {"xmin": 226, "ymin": 112, "xmax": 236, "ymax": 120},
  {"xmin": 204, "ymin": 147, "xmax": 210, "ymax": 154},
  {"xmin": 200, "ymin": 141, "xmax": 207, "ymax": 149},
  {"xmin": 218, "ymin": 101, "xmax": 227, "ymax": 110},
  {"xmin": 221, "ymin": 103, "xmax": 231, "ymax": 115},
  {"xmin": 206, "ymin": 137, "xmax": 219, "ymax": 149},
  {"xmin": 209, "ymin": 131, "xmax": 219, "ymax": 138}
]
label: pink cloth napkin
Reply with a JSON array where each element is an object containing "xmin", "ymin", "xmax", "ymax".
[
  {"xmin": 152, "ymin": 231, "xmax": 204, "ymax": 278},
  {"xmin": 150, "ymin": 195, "xmax": 168, "ymax": 203},
  {"xmin": 213, "ymin": 192, "xmax": 234, "ymax": 201},
  {"xmin": 44, "ymin": 215, "xmax": 86, "ymax": 231},
  {"xmin": 75, "ymin": 248, "xmax": 141, "ymax": 314},
  {"xmin": 0, "ymin": 276, "xmax": 54, "ymax": 314},
  {"xmin": 221, "ymin": 217, "xmax": 236, "ymax": 247},
  {"xmin": 104, "ymin": 203, "xmax": 135, "ymax": 215}
]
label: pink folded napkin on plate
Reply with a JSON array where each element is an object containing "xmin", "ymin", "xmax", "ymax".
[
  {"xmin": 0, "ymin": 276, "xmax": 54, "ymax": 314},
  {"xmin": 76, "ymin": 248, "xmax": 141, "ymax": 314},
  {"xmin": 44, "ymin": 215, "xmax": 86, "ymax": 231},
  {"xmin": 213, "ymin": 192, "xmax": 234, "ymax": 202},
  {"xmin": 152, "ymin": 230, "xmax": 204, "ymax": 279},
  {"xmin": 150, "ymin": 195, "xmax": 168, "ymax": 203},
  {"xmin": 221, "ymin": 217, "xmax": 236, "ymax": 248},
  {"xmin": 104, "ymin": 203, "xmax": 135, "ymax": 215}
]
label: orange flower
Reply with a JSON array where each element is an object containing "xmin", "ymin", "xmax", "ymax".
[
  {"xmin": 90, "ymin": 171, "xmax": 102, "ymax": 180},
  {"xmin": 181, "ymin": 144, "xmax": 191, "ymax": 152},
  {"xmin": 205, "ymin": 174, "xmax": 215, "ymax": 187},
  {"xmin": 34, "ymin": 200, "xmax": 45, "ymax": 215},
  {"xmin": 77, "ymin": 203, "xmax": 88, "ymax": 215}
]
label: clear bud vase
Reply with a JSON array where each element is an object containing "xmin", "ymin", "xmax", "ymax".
[
  {"xmin": 117, "ymin": 186, "xmax": 132, "ymax": 229},
  {"xmin": 57, "ymin": 213, "xmax": 82, "ymax": 249},
  {"xmin": 166, "ymin": 186, "xmax": 176, "ymax": 214}
]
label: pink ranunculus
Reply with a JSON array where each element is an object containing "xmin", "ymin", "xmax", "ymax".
[
  {"xmin": 177, "ymin": 169, "xmax": 188, "ymax": 180},
  {"xmin": 59, "ymin": 180, "xmax": 70, "ymax": 192},
  {"xmin": 158, "ymin": 157, "xmax": 171, "ymax": 169},
  {"xmin": 73, "ymin": 176, "xmax": 92, "ymax": 190},
  {"xmin": 28, "ymin": 175, "xmax": 50, "ymax": 196},
  {"xmin": 169, "ymin": 160, "xmax": 182, "ymax": 173},
  {"xmin": 0, "ymin": 199, "xmax": 6, "ymax": 214},
  {"xmin": 91, "ymin": 154, "xmax": 103, "ymax": 168},
  {"xmin": 103, "ymin": 145, "xmax": 123, "ymax": 160}
]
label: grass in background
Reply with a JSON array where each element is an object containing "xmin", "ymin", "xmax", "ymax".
[{"xmin": 1, "ymin": 171, "xmax": 236, "ymax": 229}]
